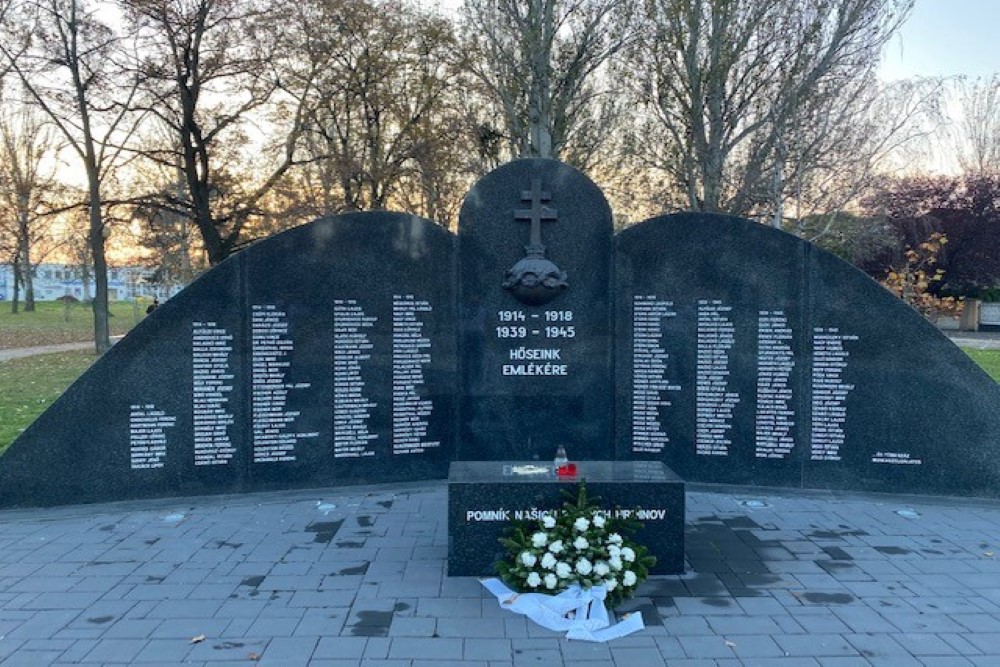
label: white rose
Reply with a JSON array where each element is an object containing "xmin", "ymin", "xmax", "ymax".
[
  {"xmin": 520, "ymin": 551, "xmax": 537, "ymax": 567},
  {"xmin": 541, "ymin": 552, "xmax": 557, "ymax": 569},
  {"xmin": 544, "ymin": 573, "xmax": 558, "ymax": 589},
  {"xmin": 573, "ymin": 536, "xmax": 589, "ymax": 550},
  {"xmin": 574, "ymin": 517, "xmax": 590, "ymax": 532},
  {"xmin": 592, "ymin": 514, "xmax": 606, "ymax": 528},
  {"xmin": 531, "ymin": 532, "xmax": 548, "ymax": 548},
  {"xmin": 548, "ymin": 540, "xmax": 564, "ymax": 554},
  {"xmin": 623, "ymin": 570, "xmax": 637, "ymax": 587},
  {"xmin": 606, "ymin": 578, "xmax": 617, "ymax": 592},
  {"xmin": 542, "ymin": 515, "xmax": 557, "ymax": 529},
  {"xmin": 607, "ymin": 544, "xmax": 621, "ymax": 558},
  {"xmin": 608, "ymin": 533, "xmax": 623, "ymax": 545},
  {"xmin": 526, "ymin": 572, "xmax": 542, "ymax": 588},
  {"xmin": 594, "ymin": 561, "xmax": 610, "ymax": 577},
  {"xmin": 621, "ymin": 547, "xmax": 636, "ymax": 563},
  {"xmin": 556, "ymin": 562, "xmax": 572, "ymax": 578},
  {"xmin": 609, "ymin": 555, "xmax": 623, "ymax": 571},
  {"xmin": 576, "ymin": 558, "xmax": 593, "ymax": 575}
]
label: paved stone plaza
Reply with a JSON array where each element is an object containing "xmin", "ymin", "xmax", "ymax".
[{"xmin": 0, "ymin": 482, "xmax": 998, "ymax": 666}]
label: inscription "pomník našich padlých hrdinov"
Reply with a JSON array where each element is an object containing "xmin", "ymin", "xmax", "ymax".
[{"xmin": 462, "ymin": 507, "xmax": 672, "ymax": 523}]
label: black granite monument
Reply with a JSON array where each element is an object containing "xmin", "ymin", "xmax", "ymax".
[{"xmin": 3, "ymin": 159, "xmax": 1000, "ymax": 510}]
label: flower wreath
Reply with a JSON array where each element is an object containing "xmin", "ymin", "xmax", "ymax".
[{"xmin": 495, "ymin": 480, "xmax": 656, "ymax": 608}]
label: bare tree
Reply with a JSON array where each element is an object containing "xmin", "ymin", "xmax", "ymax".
[
  {"xmin": 787, "ymin": 77, "xmax": 945, "ymax": 239},
  {"xmin": 953, "ymin": 75, "xmax": 1000, "ymax": 175},
  {"xmin": 0, "ymin": 100, "xmax": 63, "ymax": 312},
  {"xmin": 123, "ymin": 0, "xmax": 323, "ymax": 265},
  {"xmin": 634, "ymin": 0, "xmax": 913, "ymax": 218},
  {"xmin": 0, "ymin": 0, "xmax": 142, "ymax": 353},
  {"xmin": 288, "ymin": 0, "xmax": 466, "ymax": 221},
  {"xmin": 0, "ymin": 0, "xmax": 25, "ymax": 83},
  {"xmin": 461, "ymin": 0, "xmax": 637, "ymax": 163}
]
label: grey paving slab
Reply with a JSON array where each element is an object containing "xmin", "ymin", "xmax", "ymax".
[{"xmin": 0, "ymin": 483, "xmax": 997, "ymax": 664}]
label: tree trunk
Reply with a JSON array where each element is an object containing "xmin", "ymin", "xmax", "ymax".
[
  {"xmin": 87, "ymin": 175, "xmax": 111, "ymax": 354},
  {"xmin": 81, "ymin": 261, "xmax": 92, "ymax": 300},
  {"xmin": 185, "ymin": 145, "xmax": 228, "ymax": 265},
  {"xmin": 10, "ymin": 257, "xmax": 20, "ymax": 314},
  {"xmin": 700, "ymin": 154, "xmax": 724, "ymax": 213},
  {"xmin": 18, "ymin": 209, "xmax": 35, "ymax": 311},
  {"xmin": 527, "ymin": 0, "xmax": 554, "ymax": 159}
]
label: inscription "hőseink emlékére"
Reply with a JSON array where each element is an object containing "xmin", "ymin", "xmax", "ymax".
[{"xmin": 502, "ymin": 347, "xmax": 567, "ymax": 376}]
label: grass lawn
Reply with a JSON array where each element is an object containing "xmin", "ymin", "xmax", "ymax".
[
  {"xmin": 1, "ymin": 346, "xmax": 998, "ymax": 456},
  {"xmin": 0, "ymin": 300, "xmax": 146, "ymax": 349},
  {"xmin": 964, "ymin": 348, "xmax": 1000, "ymax": 382},
  {"xmin": 0, "ymin": 350, "xmax": 97, "ymax": 452}
]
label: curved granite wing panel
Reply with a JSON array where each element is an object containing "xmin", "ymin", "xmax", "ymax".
[
  {"xmin": 615, "ymin": 212, "xmax": 1000, "ymax": 497},
  {"xmin": 0, "ymin": 212, "xmax": 456, "ymax": 508}
]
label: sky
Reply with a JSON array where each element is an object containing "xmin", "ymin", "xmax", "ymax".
[{"xmin": 880, "ymin": 0, "xmax": 1000, "ymax": 80}]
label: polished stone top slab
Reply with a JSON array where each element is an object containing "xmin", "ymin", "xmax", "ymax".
[{"xmin": 448, "ymin": 460, "xmax": 681, "ymax": 484}]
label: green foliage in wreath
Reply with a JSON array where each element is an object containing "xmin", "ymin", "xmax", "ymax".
[{"xmin": 495, "ymin": 480, "xmax": 657, "ymax": 609}]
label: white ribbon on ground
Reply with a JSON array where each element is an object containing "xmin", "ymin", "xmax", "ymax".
[{"xmin": 480, "ymin": 578, "xmax": 645, "ymax": 642}]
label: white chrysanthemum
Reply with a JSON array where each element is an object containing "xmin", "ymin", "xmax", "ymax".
[
  {"xmin": 526, "ymin": 572, "xmax": 542, "ymax": 588},
  {"xmin": 574, "ymin": 517, "xmax": 590, "ymax": 532},
  {"xmin": 541, "ymin": 552, "xmax": 557, "ymax": 569},
  {"xmin": 594, "ymin": 561, "xmax": 610, "ymax": 577},
  {"xmin": 531, "ymin": 532, "xmax": 548, "ymax": 548},
  {"xmin": 607, "ymin": 544, "xmax": 621, "ymax": 558},
  {"xmin": 520, "ymin": 551, "xmax": 537, "ymax": 567},
  {"xmin": 542, "ymin": 515, "xmax": 557, "ymax": 529},
  {"xmin": 609, "ymin": 555, "xmax": 623, "ymax": 571},
  {"xmin": 556, "ymin": 562, "xmax": 572, "ymax": 578},
  {"xmin": 575, "ymin": 558, "xmax": 593, "ymax": 575},
  {"xmin": 608, "ymin": 532, "xmax": 623, "ymax": 545},
  {"xmin": 573, "ymin": 536, "xmax": 589, "ymax": 550},
  {"xmin": 606, "ymin": 578, "xmax": 617, "ymax": 592},
  {"xmin": 548, "ymin": 540, "xmax": 564, "ymax": 554},
  {"xmin": 623, "ymin": 570, "xmax": 637, "ymax": 586},
  {"xmin": 592, "ymin": 514, "xmax": 606, "ymax": 528},
  {"xmin": 621, "ymin": 546, "xmax": 636, "ymax": 563},
  {"xmin": 544, "ymin": 573, "xmax": 558, "ymax": 589}
]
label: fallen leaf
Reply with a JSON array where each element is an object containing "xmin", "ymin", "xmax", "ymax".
[
  {"xmin": 985, "ymin": 552, "xmax": 995, "ymax": 558},
  {"xmin": 725, "ymin": 640, "xmax": 736, "ymax": 648},
  {"xmin": 189, "ymin": 635, "xmax": 206, "ymax": 644},
  {"xmin": 248, "ymin": 652, "xmax": 261, "ymax": 661}
]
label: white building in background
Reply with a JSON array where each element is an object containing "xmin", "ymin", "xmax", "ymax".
[{"xmin": 0, "ymin": 263, "xmax": 185, "ymax": 302}]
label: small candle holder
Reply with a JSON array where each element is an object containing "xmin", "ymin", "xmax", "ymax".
[{"xmin": 553, "ymin": 445, "xmax": 575, "ymax": 477}]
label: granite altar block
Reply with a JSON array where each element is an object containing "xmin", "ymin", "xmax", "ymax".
[{"xmin": 447, "ymin": 460, "xmax": 685, "ymax": 577}]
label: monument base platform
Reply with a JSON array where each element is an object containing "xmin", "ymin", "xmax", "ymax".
[{"xmin": 447, "ymin": 460, "xmax": 685, "ymax": 577}]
